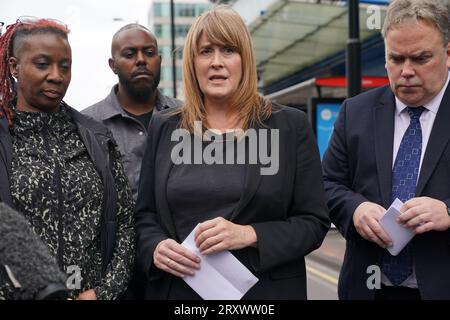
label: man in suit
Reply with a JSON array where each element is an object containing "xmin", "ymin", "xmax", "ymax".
[{"xmin": 323, "ymin": 0, "xmax": 450, "ymax": 300}]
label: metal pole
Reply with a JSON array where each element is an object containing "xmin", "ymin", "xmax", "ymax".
[
  {"xmin": 170, "ymin": 0, "xmax": 177, "ymax": 98},
  {"xmin": 346, "ymin": 0, "xmax": 361, "ymax": 98}
]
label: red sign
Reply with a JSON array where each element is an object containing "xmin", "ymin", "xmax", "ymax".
[{"xmin": 316, "ymin": 76, "xmax": 389, "ymax": 88}]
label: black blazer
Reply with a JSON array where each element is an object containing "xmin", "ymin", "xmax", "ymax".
[
  {"xmin": 135, "ymin": 104, "xmax": 330, "ymax": 300},
  {"xmin": 323, "ymin": 85, "xmax": 450, "ymax": 299}
]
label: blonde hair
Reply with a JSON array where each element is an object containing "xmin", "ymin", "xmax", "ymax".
[{"xmin": 179, "ymin": 5, "xmax": 271, "ymax": 133}]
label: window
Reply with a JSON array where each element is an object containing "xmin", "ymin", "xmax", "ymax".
[
  {"xmin": 196, "ymin": 4, "xmax": 210, "ymax": 16},
  {"xmin": 153, "ymin": 24, "xmax": 170, "ymax": 38},
  {"xmin": 175, "ymin": 24, "xmax": 190, "ymax": 38},
  {"xmin": 153, "ymin": 3, "xmax": 162, "ymax": 17},
  {"xmin": 152, "ymin": 3, "xmax": 170, "ymax": 17},
  {"xmin": 161, "ymin": 66, "xmax": 172, "ymax": 81},
  {"xmin": 174, "ymin": 46, "xmax": 183, "ymax": 60},
  {"xmin": 159, "ymin": 46, "xmax": 171, "ymax": 61},
  {"xmin": 154, "ymin": 3, "xmax": 210, "ymax": 18},
  {"xmin": 160, "ymin": 46, "xmax": 183, "ymax": 61},
  {"xmin": 162, "ymin": 87, "xmax": 173, "ymax": 97},
  {"xmin": 161, "ymin": 66, "xmax": 182, "ymax": 81},
  {"xmin": 177, "ymin": 66, "xmax": 182, "ymax": 81},
  {"xmin": 176, "ymin": 3, "xmax": 196, "ymax": 17},
  {"xmin": 154, "ymin": 24, "xmax": 162, "ymax": 38}
]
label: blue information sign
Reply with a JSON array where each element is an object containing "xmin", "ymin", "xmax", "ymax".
[{"xmin": 316, "ymin": 102, "xmax": 341, "ymax": 160}]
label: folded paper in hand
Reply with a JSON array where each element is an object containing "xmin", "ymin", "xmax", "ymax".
[
  {"xmin": 181, "ymin": 225, "xmax": 259, "ymax": 300},
  {"xmin": 379, "ymin": 198, "xmax": 415, "ymax": 256}
]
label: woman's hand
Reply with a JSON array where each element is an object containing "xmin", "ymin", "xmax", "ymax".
[
  {"xmin": 154, "ymin": 239, "xmax": 201, "ymax": 278},
  {"xmin": 76, "ymin": 289, "xmax": 97, "ymax": 300},
  {"xmin": 194, "ymin": 217, "xmax": 257, "ymax": 255}
]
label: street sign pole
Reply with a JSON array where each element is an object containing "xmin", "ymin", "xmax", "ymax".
[{"xmin": 346, "ymin": 0, "xmax": 361, "ymax": 98}]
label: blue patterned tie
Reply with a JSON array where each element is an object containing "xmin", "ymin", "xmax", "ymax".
[{"xmin": 381, "ymin": 106, "xmax": 424, "ymax": 286}]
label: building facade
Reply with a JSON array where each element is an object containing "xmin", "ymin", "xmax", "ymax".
[{"xmin": 149, "ymin": 0, "xmax": 211, "ymax": 99}]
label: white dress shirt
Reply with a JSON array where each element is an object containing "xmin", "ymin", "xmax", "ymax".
[{"xmin": 381, "ymin": 71, "xmax": 450, "ymax": 288}]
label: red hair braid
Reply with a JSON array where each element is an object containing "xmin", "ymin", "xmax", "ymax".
[{"xmin": 0, "ymin": 23, "xmax": 19, "ymax": 127}]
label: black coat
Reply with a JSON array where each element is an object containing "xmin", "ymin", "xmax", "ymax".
[
  {"xmin": 323, "ymin": 85, "xmax": 450, "ymax": 299},
  {"xmin": 135, "ymin": 104, "xmax": 330, "ymax": 300}
]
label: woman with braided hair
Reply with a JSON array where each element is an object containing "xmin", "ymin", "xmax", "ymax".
[{"xmin": 0, "ymin": 18, "xmax": 135, "ymax": 300}]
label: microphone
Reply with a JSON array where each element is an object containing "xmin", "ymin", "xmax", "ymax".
[{"xmin": 0, "ymin": 202, "xmax": 68, "ymax": 300}]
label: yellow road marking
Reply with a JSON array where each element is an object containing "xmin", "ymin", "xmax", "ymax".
[{"xmin": 306, "ymin": 265, "xmax": 339, "ymax": 286}]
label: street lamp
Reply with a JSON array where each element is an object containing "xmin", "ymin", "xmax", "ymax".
[
  {"xmin": 346, "ymin": 0, "xmax": 361, "ymax": 98},
  {"xmin": 170, "ymin": 0, "xmax": 177, "ymax": 98}
]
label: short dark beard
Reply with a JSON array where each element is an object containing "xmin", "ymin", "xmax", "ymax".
[{"xmin": 117, "ymin": 70, "xmax": 160, "ymax": 103}]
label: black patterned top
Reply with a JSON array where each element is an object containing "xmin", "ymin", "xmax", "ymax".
[{"xmin": 3, "ymin": 105, "xmax": 135, "ymax": 300}]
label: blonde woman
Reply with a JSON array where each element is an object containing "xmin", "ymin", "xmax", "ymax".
[{"xmin": 135, "ymin": 6, "xmax": 329, "ymax": 300}]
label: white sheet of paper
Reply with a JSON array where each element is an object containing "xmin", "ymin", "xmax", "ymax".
[
  {"xmin": 181, "ymin": 225, "xmax": 259, "ymax": 300},
  {"xmin": 379, "ymin": 198, "xmax": 415, "ymax": 256}
]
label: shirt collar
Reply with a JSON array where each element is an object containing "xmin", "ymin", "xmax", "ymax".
[
  {"xmin": 155, "ymin": 91, "xmax": 175, "ymax": 111},
  {"xmin": 395, "ymin": 70, "xmax": 450, "ymax": 116},
  {"xmin": 101, "ymin": 84, "xmax": 171, "ymax": 120},
  {"xmin": 100, "ymin": 84, "xmax": 124, "ymax": 120}
]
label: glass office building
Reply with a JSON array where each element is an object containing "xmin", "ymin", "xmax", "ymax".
[{"xmin": 149, "ymin": 0, "xmax": 211, "ymax": 98}]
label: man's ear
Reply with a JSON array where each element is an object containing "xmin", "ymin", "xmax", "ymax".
[
  {"xmin": 9, "ymin": 57, "xmax": 19, "ymax": 78},
  {"xmin": 108, "ymin": 58, "xmax": 117, "ymax": 74}
]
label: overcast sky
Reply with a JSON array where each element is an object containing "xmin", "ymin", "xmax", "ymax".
[{"xmin": 1, "ymin": 0, "xmax": 151, "ymax": 110}]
